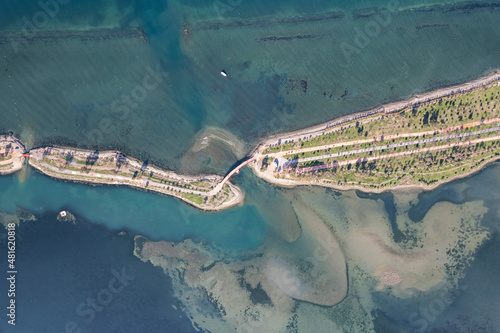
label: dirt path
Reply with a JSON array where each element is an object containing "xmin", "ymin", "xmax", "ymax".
[{"xmin": 26, "ymin": 146, "xmax": 244, "ymax": 211}]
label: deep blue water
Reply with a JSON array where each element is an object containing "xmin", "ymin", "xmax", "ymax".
[
  {"xmin": 0, "ymin": 211, "xmax": 198, "ymax": 333},
  {"xmin": 1, "ymin": 0, "xmax": 499, "ymax": 174},
  {"xmin": 1, "ymin": 0, "xmax": 500, "ymax": 331},
  {"xmin": 0, "ymin": 163, "xmax": 499, "ymax": 332}
]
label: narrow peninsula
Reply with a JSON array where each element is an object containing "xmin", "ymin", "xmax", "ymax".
[
  {"xmin": 252, "ymin": 72, "xmax": 500, "ymax": 192},
  {"xmin": 2, "ymin": 72, "xmax": 499, "ymax": 210},
  {"xmin": 0, "ymin": 136, "xmax": 243, "ymax": 211}
]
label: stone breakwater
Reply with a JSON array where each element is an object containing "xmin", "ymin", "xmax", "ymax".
[
  {"xmin": 253, "ymin": 70, "xmax": 500, "ymax": 152},
  {"xmin": 249, "ymin": 71, "xmax": 500, "ymax": 193}
]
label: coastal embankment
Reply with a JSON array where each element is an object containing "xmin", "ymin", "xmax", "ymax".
[
  {"xmin": 0, "ymin": 135, "xmax": 26, "ymax": 175},
  {"xmin": 253, "ymin": 71, "xmax": 500, "ymax": 151},
  {"xmin": 251, "ymin": 70, "xmax": 500, "ymax": 193},
  {"xmin": 0, "ymin": 137, "xmax": 244, "ymax": 211},
  {"xmin": 2, "ymin": 71, "xmax": 500, "ymax": 208}
]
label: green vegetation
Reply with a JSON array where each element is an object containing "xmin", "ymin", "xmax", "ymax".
[
  {"xmin": 261, "ymin": 81, "xmax": 500, "ymax": 190},
  {"xmin": 267, "ymin": 83, "xmax": 500, "ymax": 155},
  {"xmin": 182, "ymin": 192, "xmax": 204, "ymax": 205},
  {"xmin": 284, "ymin": 121, "xmax": 500, "ymax": 161},
  {"xmin": 294, "ymin": 142, "xmax": 500, "ymax": 190},
  {"xmin": 29, "ymin": 148, "xmax": 237, "ymax": 209}
]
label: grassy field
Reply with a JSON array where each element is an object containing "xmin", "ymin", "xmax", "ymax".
[
  {"xmin": 261, "ymin": 81, "xmax": 500, "ymax": 190},
  {"xmin": 182, "ymin": 192, "xmax": 204, "ymax": 205},
  {"xmin": 265, "ymin": 83, "xmax": 500, "ymax": 155},
  {"xmin": 284, "ymin": 122, "xmax": 500, "ymax": 161},
  {"xmin": 291, "ymin": 143, "xmax": 499, "ymax": 190},
  {"xmin": 0, "ymin": 162, "xmax": 13, "ymax": 168}
]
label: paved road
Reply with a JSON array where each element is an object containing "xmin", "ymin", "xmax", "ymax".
[
  {"xmin": 291, "ymin": 126, "xmax": 500, "ymax": 165},
  {"xmin": 296, "ymin": 134, "xmax": 500, "ymax": 174},
  {"xmin": 210, "ymin": 157, "xmax": 256, "ymax": 195},
  {"xmin": 274, "ymin": 116, "xmax": 500, "ymax": 158},
  {"xmin": 29, "ymin": 149, "xmax": 211, "ymax": 197}
]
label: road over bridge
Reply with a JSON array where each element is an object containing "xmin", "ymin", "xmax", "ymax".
[{"xmin": 209, "ymin": 157, "xmax": 257, "ymax": 195}]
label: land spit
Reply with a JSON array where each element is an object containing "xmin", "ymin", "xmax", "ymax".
[
  {"xmin": 252, "ymin": 70, "xmax": 500, "ymax": 193},
  {"xmin": 2, "ymin": 71, "xmax": 500, "ymax": 209},
  {"xmin": 0, "ymin": 135, "xmax": 243, "ymax": 211}
]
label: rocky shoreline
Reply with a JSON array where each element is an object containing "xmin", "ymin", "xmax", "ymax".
[{"xmin": 253, "ymin": 70, "xmax": 500, "ymax": 152}]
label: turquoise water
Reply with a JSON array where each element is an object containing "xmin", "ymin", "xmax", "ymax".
[
  {"xmin": 1, "ymin": 162, "xmax": 500, "ymax": 332},
  {"xmin": 1, "ymin": 0, "xmax": 499, "ymax": 174},
  {"xmin": 371, "ymin": 163, "xmax": 500, "ymax": 332},
  {"xmin": 0, "ymin": 171, "xmax": 266, "ymax": 251},
  {"xmin": 1, "ymin": 0, "xmax": 500, "ymax": 332},
  {"xmin": 0, "ymin": 211, "xmax": 199, "ymax": 333}
]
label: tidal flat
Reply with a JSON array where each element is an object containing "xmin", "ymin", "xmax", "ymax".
[
  {"xmin": 1, "ymin": 0, "xmax": 500, "ymax": 332},
  {"xmin": 133, "ymin": 162, "xmax": 500, "ymax": 332}
]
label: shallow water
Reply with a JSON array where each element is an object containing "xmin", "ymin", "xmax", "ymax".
[
  {"xmin": 1, "ymin": 0, "xmax": 500, "ymax": 332},
  {"xmin": 0, "ymin": 171, "xmax": 267, "ymax": 251},
  {"xmin": 1, "ymin": 0, "xmax": 499, "ymax": 174},
  {"xmin": 1, "ymin": 162, "xmax": 499, "ymax": 332}
]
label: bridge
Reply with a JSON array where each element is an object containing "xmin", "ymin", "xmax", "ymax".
[{"xmin": 210, "ymin": 156, "xmax": 257, "ymax": 195}]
